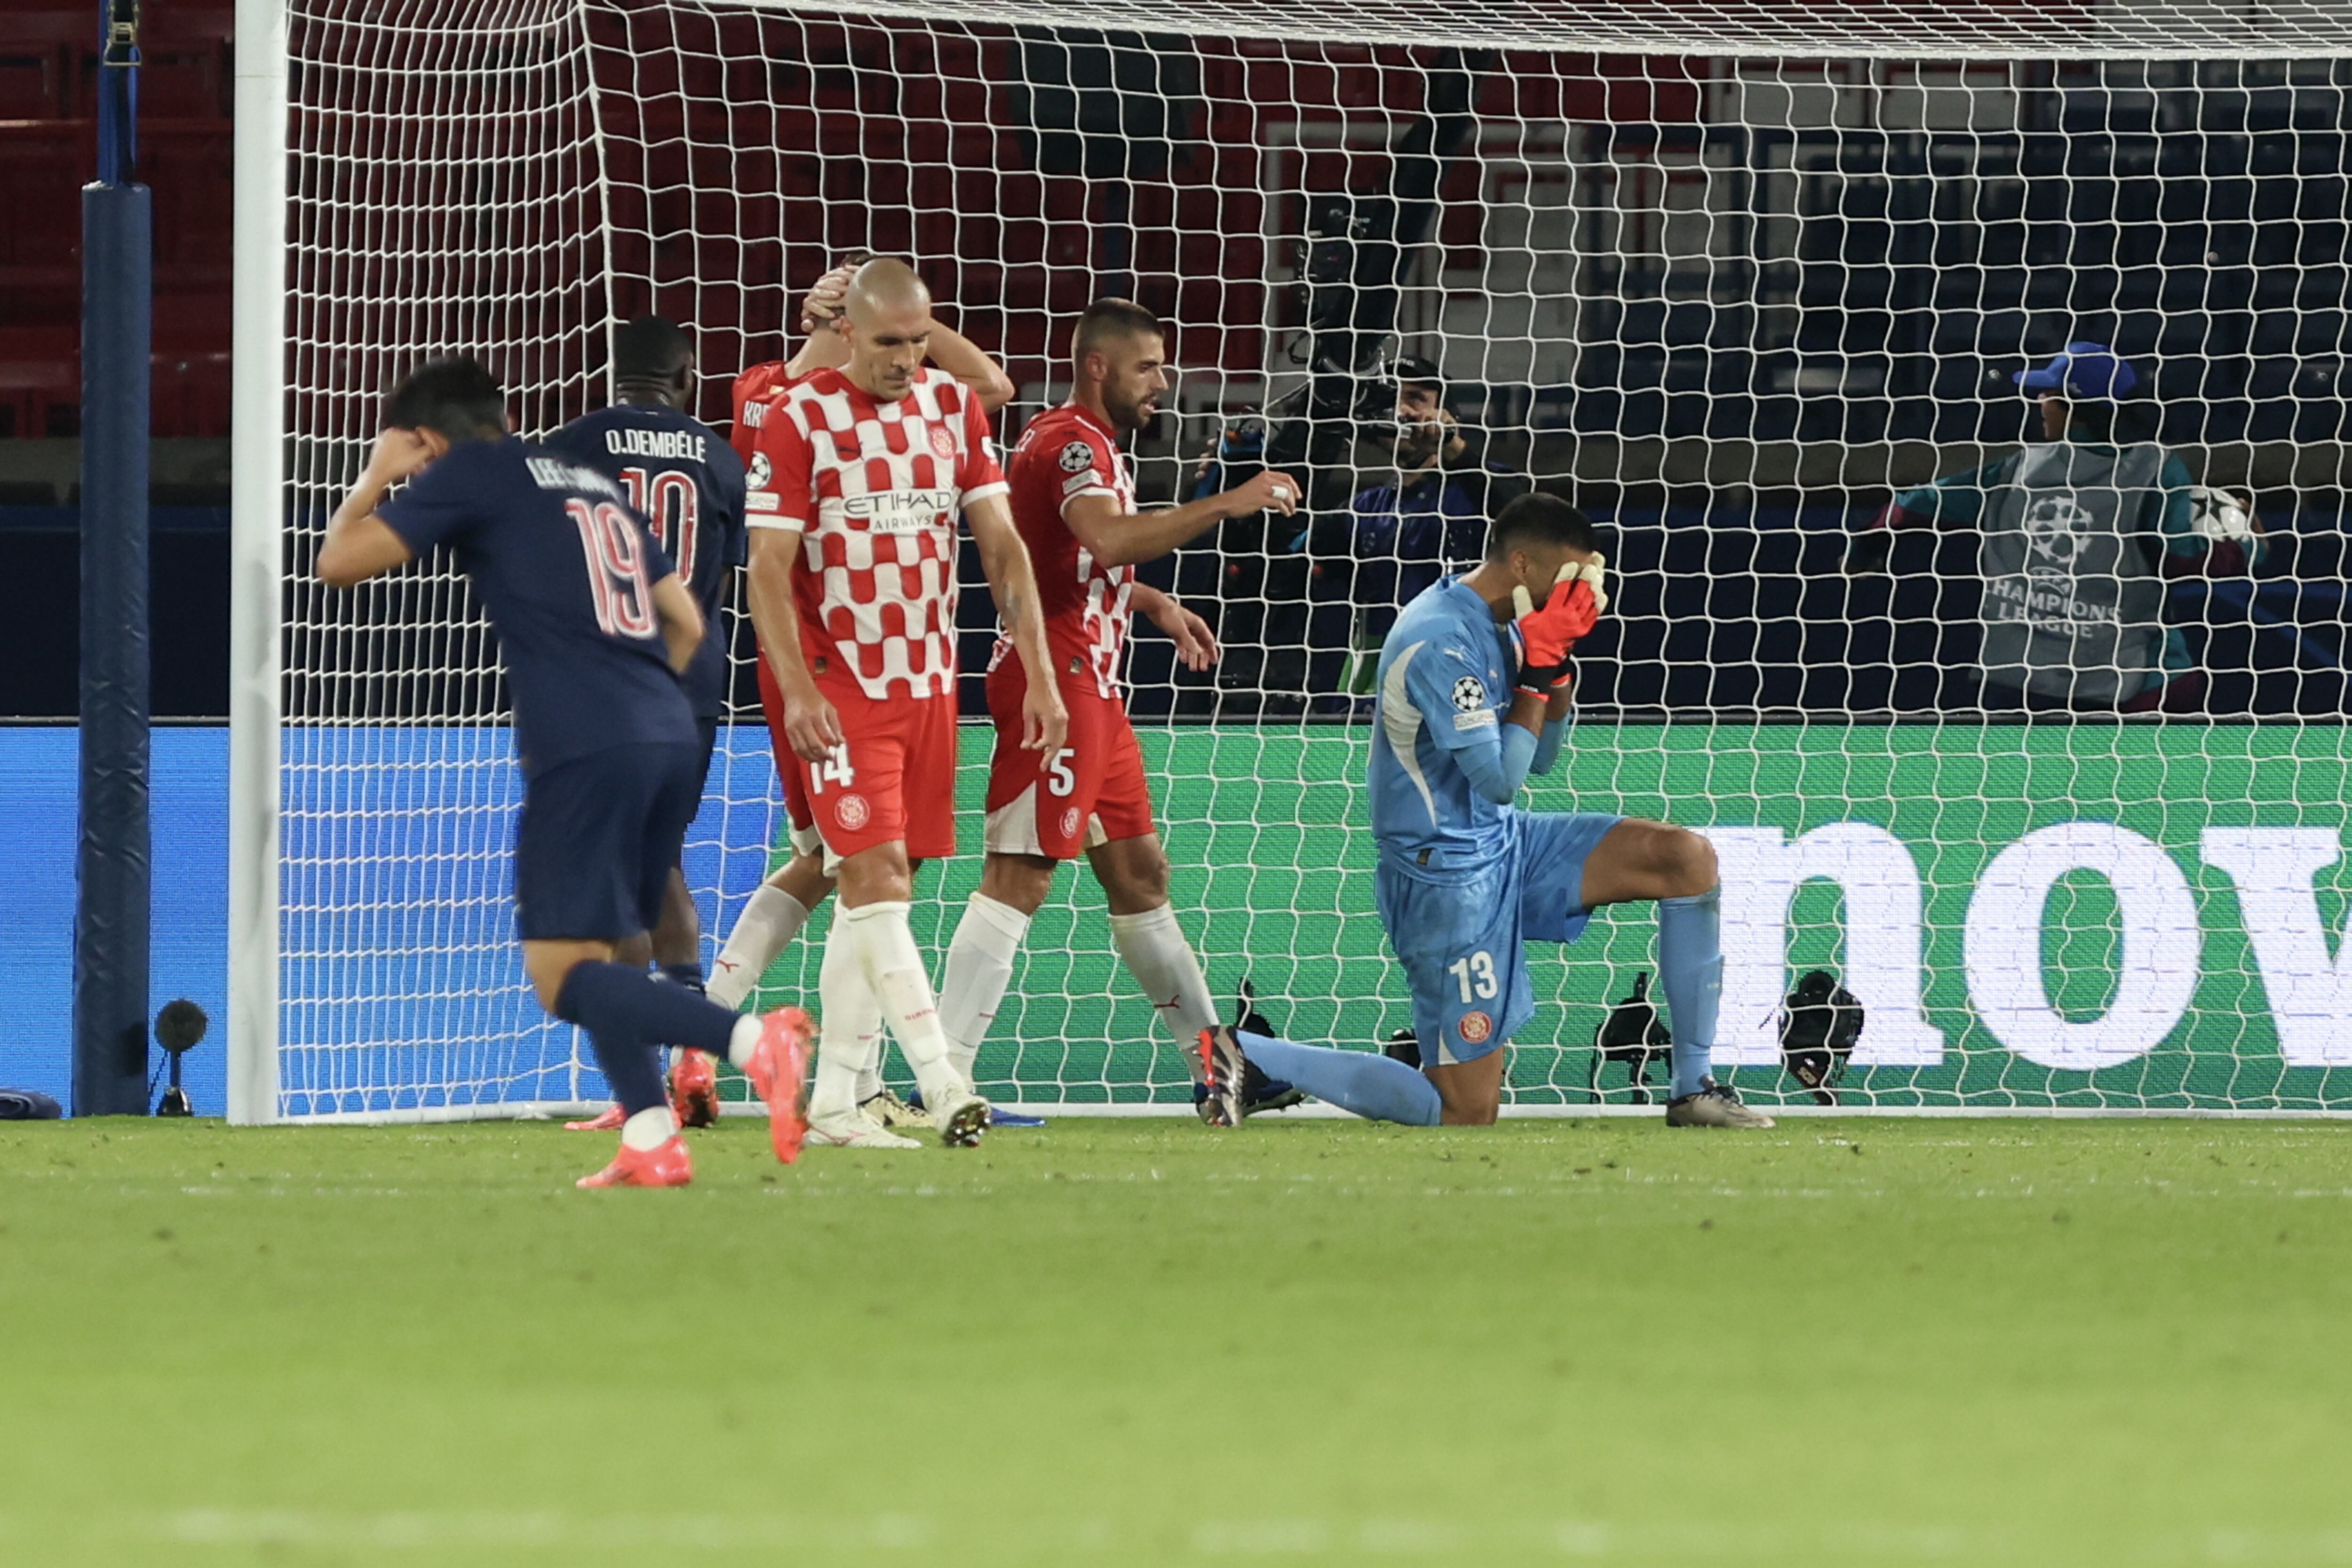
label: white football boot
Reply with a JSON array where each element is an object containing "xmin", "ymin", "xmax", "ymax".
[
  {"xmin": 862, "ymin": 1086, "xmax": 930, "ymax": 1131},
  {"xmin": 804, "ymin": 1106, "xmax": 922, "ymax": 1150},
  {"xmin": 930, "ymin": 1091, "xmax": 993, "ymax": 1148}
]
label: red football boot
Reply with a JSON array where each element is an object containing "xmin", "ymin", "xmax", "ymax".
[
  {"xmin": 564, "ymin": 1105, "xmax": 625, "ymax": 1132},
  {"xmin": 575, "ymin": 1135, "xmax": 694, "ymax": 1189},
  {"xmin": 742, "ymin": 1006, "xmax": 814, "ymax": 1164},
  {"xmin": 669, "ymin": 1048, "xmax": 721, "ymax": 1129}
]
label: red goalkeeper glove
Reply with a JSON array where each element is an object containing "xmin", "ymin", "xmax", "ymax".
[{"xmin": 1511, "ymin": 576, "xmax": 1600, "ymax": 694}]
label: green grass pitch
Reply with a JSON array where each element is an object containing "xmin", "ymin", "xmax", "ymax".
[{"xmin": 2, "ymin": 1115, "xmax": 2347, "ymax": 1566}]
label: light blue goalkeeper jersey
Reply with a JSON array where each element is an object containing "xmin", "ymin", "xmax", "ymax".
[{"xmin": 1369, "ymin": 575, "xmax": 1520, "ymax": 873}]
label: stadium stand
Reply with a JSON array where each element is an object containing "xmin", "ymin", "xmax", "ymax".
[{"xmin": 2, "ymin": 19, "xmax": 2344, "ymax": 717}]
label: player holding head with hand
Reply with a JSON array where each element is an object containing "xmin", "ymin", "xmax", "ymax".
[
  {"xmin": 744, "ymin": 259, "xmax": 1067, "ymax": 1149},
  {"xmin": 938, "ymin": 298, "xmax": 1302, "ymax": 1114},
  {"xmin": 314, "ymin": 356, "xmax": 811, "ymax": 1188},
  {"xmin": 540, "ymin": 316, "xmax": 747, "ymax": 1132},
  {"xmin": 1201, "ymin": 493, "xmax": 1772, "ymax": 1131}
]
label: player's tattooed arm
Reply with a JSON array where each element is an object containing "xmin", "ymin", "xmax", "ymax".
[
  {"xmin": 1063, "ymin": 470, "xmax": 1299, "ymax": 568},
  {"xmin": 745, "ymin": 529, "xmax": 842, "ymax": 760},
  {"xmin": 317, "ymin": 428, "xmax": 431, "ymax": 588},
  {"xmin": 966, "ymin": 492, "xmax": 1070, "ymax": 757}
]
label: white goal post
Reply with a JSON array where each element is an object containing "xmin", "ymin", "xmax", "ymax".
[{"xmin": 231, "ymin": 0, "xmax": 2352, "ymax": 1123}]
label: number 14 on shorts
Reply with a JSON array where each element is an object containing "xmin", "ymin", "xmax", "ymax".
[{"xmin": 806, "ymin": 745, "xmax": 856, "ymax": 793}]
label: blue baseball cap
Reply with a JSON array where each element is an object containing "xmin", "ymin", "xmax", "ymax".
[{"xmin": 2014, "ymin": 342, "xmax": 2138, "ymax": 401}]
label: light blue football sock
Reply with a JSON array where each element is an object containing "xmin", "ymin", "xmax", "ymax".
[
  {"xmin": 1658, "ymin": 887, "xmax": 1723, "ymax": 1099},
  {"xmin": 1236, "ymin": 1030, "xmax": 1443, "ymax": 1126}
]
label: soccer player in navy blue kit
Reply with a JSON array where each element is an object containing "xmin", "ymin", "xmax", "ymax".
[
  {"xmin": 542, "ymin": 317, "xmax": 747, "ymax": 1131},
  {"xmin": 315, "ymin": 357, "xmax": 812, "ymax": 1188},
  {"xmin": 1202, "ymin": 493, "xmax": 1773, "ymax": 1130}
]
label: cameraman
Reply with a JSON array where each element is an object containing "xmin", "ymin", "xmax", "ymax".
[
  {"xmin": 1295, "ymin": 356, "xmax": 1530, "ymax": 702},
  {"xmin": 1850, "ymin": 343, "xmax": 2265, "ymax": 713}
]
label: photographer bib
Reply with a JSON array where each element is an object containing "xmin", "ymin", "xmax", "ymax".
[{"xmin": 1977, "ymin": 441, "xmax": 2166, "ymax": 706}]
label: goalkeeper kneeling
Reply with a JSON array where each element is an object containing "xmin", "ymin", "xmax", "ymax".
[{"xmin": 1200, "ymin": 493, "xmax": 1771, "ymax": 1130}]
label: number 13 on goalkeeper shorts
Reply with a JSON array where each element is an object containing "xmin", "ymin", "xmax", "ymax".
[{"xmin": 1449, "ymin": 951, "xmax": 1500, "ymax": 1003}]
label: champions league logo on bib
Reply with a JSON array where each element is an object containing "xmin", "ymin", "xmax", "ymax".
[
  {"xmin": 2022, "ymin": 491, "xmax": 2090, "ymax": 567},
  {"xmin": 1451, "ymin": 675, "xmax": 1486, "ymax": 712}
]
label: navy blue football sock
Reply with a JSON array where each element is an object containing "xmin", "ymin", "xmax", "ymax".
[
  {"xmin": 554, "ymin": 963, "xmax": 666, "ymax": 1116},
  {"xmin": 659, "ymin": 962, "xmax": 705, "ymax": 993},
  {"xmin": 555, "ymin": 961, "xmax": 740, "ymax": 1114},
  {"xmin": 566, "ymin": 961, "xmax": 741, "ymax": 1054},
  {"xmin": 1658, "ymin": 887, "xmax": 1724, "ymax": 1099},
  {"xmin": 1237, "ymin": 1029, "xmax": 1442, "ymax": 1126}
]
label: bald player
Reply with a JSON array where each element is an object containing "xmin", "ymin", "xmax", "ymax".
[
  {"xmin": 938, "ymin": 298, "xmax": 1302, "ymax": 1114},
  {"xmin": 707, "ymin": 259, "xmax": 1017, "ymax": 1130},
  {"xmin": 745, "ymin": 259, "xmax": 1067, "ymax": 1149}
]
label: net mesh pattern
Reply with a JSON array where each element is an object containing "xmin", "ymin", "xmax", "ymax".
[{"xmin": 275, "ymin": 0, "xmax": 2352, "ymax": 1115}]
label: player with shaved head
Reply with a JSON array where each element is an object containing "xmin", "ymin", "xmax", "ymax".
[
  {"xmin": 744, "ymin": 258, "xmax": 1067, "ymax": 1149},
  {"xmin": 707, "ymin": 258, "xmax": 1017, "ymax": 1134},
  {"xmin": 934, "ymin": 298, "xmax": 1303, "ymax": 1118}
]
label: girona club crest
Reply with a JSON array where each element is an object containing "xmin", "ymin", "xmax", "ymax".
[
  {"xmin": 1061, "ymin": 807, "xmax": 1083, "ymax": 841},
  {"xmin": 1457, "ymin": 1010, "xmax": 1494, "ymax": 1045},
  {"xmin": 835, "ymin": 793, "xmax": 872, "ymax": 831},
  {"xmin": 929, "ymin": 426, "xmax": 958, "ymax": 461}
]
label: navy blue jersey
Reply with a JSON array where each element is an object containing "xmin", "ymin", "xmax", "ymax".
[
  {"xmin": 378, "ymin": 437, "xmax": 697, "ymax": 776},
  {"xmin": 543, "ymin": 404, "xmax": 747, "ymax": 719}
]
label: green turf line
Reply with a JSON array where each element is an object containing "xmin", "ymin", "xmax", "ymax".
[{"xmin": 2, "ymin": 1118, "xmax": 2346, "ymax": 1566}]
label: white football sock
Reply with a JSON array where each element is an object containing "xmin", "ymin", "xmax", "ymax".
[
  {"xmin": 938, "ymin": 894, "xmax": 1032, "ymax": 1081},
  {"xmin": 706, "ymin": 883, "xmax": 812, "ymax": 1009},
  {"xmin": 620, "ymin": 1105, "xmax": 678, "ymax": 1151},
  {"xmin": 841, "ymin": 900, "xmax": 968, "ymax": 1110},
  {"xmin": 1109, "ymin": 904, "xmax": 1219, "ymax": 1082},
  {"xmin": 811, "ymin": 919, "xmax": 884, "ymax": 1121},
  {"xmin": 725, "ymin": 1013, "xmax": 763, "ymax": 1070}
]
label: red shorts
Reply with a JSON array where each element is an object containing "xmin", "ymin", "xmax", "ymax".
[
  {"xmin": 782, "ymin": 677, "xmax": 958, "ymax": 865},
  {"xmin": 983, "ymin": 661, "xmax": 1155, "ymax": 860},
  {"xmin": 755, "ymin": 647, "xmax": 822, "ymax": 857}
]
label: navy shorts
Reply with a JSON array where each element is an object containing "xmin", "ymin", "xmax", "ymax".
[
  {"xmin": 1375, "ymin": 811, "xmax": 1624, "ymax": 1067},
  {"xmin": 514, "ymin": 741, "xmax": 706, "ymax": 941},
  {"xmin": 693, "ymin": 716, "xmax": 719, "ymax": 798}
]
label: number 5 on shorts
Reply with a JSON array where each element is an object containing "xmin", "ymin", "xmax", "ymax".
[
  {"xmin": 1448, "ymin": 951, "xmax": 1499, "ymax": 1003},
  {"xmin": 1045, "ymin": 748, "xmax": 1077, "ymax": 797}
]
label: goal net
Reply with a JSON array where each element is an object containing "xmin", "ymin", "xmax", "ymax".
[{"xmin": 237, "ymin": 0, "xmax": 2352, "ymax": 1122}]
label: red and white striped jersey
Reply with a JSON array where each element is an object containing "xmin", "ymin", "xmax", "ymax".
[
  {"xmin": 1001, "ymin": 401, "xmax": 1137, "ymax": 700},
  {"xmin": 745, "ymin": 366, "xmax": 1007, "ymax": 701}
]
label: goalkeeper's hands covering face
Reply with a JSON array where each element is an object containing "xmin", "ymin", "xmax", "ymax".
[{"xmin": 1510, "ymin": 551, "xmax": 1607, "ymax": 695}]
